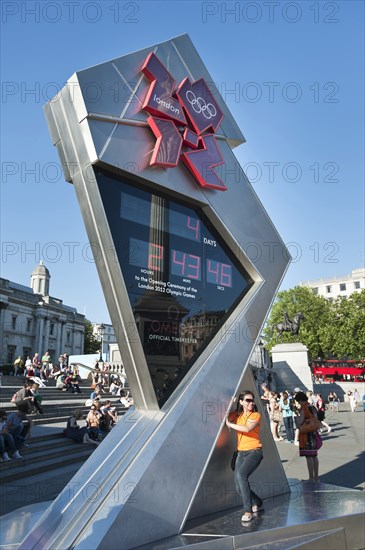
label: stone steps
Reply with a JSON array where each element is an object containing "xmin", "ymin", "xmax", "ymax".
[
  {"xmin": 1, "ymin": 377, "xmax": 127, "ymax": 424},
  {"xmin": 0, "ymin": 434, "xmax": 95, "ymax": 483},
  {"xmin": 6, "ymin": 404, "xmax": 126, "ymax": 424},
  {"xmin": 0, "ymin": 460, "xmax": 87, "ymax": 517}
]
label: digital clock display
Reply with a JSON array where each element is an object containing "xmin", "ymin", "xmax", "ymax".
[
  {"xmin": 171, "ymin": 249, "xmax": 201, "ymax": 281},
  {"xmin": 96, "ymin": 169, "xmax": 253, "ymax": 406}
]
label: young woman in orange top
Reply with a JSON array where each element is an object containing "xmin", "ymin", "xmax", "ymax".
[{"xmin": 226, "ymin": 391, "xmax": 264, "ymax": 522}]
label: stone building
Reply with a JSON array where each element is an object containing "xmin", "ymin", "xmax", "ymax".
[
  {"xmin": 300, "ymin": 267, "xmax": 365, "ymax": 301},
  {"xmin": 0, "ymin": 262, "xmax": 85, "ymax": 365}
]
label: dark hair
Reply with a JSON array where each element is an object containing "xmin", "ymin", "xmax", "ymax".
[
  {"xmin": 295, "ymin": 391, "xmax": 308, "ymax": 403},
  {"xmin": 236, "ymin": 390, "xmax": 255, "ymax": 413}
]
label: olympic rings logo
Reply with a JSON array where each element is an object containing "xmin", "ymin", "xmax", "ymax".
[{"xmin": 185, "ymin": 90, "xmax": 217, "ymax": 119}]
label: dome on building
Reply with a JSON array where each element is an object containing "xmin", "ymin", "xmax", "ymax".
[
  {"xmin": 31, "ymin": 260, "xmax": 50, "ymax": 278},
  {"xmin": 30, "ymin": 261, "xmax": 51, "ymax": 296}
]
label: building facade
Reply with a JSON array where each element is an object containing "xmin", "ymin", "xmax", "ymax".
[
  {"xmin": 0, "ymin": 262, "xmax": 85, "ymax": 365},
  {"xmin": 300, "ymin": 267, "xmax": 365, "ymax": 301}
]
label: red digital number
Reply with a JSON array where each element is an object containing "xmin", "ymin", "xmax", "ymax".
[
  {"xmin": 148, "ymin": 243, "xmax": 163, "ymax": 271},
  {"xmin": 187, "ymin": 254, "xmax": 201, "ymax": 280},
  {"xmin": 172, "ymin": 249, "xmax": 186, "ymax": 276},
  {"xmin": 172, "ymin": 250, "xmax": 201, "ymax": 280},
  {"xmin": 220, "ymin": 263, "xmax": 232, "ymax": 287},
  {"xmin": 187, "ymin": 216, "xmax": 200, "ymax": 241},
  {"xmin": 207, "ymin": 260, "xmax": 219, "ymax": 284}
]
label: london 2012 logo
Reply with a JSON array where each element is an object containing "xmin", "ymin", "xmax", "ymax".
[
  {"xmin": 185, "ymin": 91, "xmax": 217, "ymax": 120},
  {"xmin": 141, "ymin": 52, "xmax": 227, "ymax": 191}
]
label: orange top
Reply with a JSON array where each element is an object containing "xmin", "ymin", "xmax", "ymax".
[{"xmin": 236, "ymin": 411, "xmax": 262, "ymax": 451}]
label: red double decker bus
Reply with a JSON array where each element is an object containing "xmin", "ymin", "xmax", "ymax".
[{"xmin": 311, "ymin": 360, "xmax": 365, "ymax": 382}]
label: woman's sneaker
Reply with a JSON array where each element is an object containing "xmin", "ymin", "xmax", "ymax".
[
  {"xmin": 252, "ymin": 504, "xmax": 264, "ymax": 513},
  {"xmin": 12, "ymin": 451, "xmax": 22, "ymax": 459},
  {"xmin": 2, "ymin": 452, "xmax": 11, "ymax": 462}
]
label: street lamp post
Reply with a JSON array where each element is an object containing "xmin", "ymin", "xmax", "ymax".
[
  {"xmin": 98, "ymin": 323, "xmax": 105, "ymax": 363},
  {"xmin": 258, "ymin": 340, "xmax": 264, "ymax": 369},
  {"xmin": 98, "ymin": 323, "xmax": 107, "ymax": 386}
]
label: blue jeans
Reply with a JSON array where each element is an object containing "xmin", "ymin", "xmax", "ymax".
[
  {"xmin": 283, "ymin": 416, "xmax": 294, "ymax": 442},
  {"xmin": 8, "ymin": 422, "xmax": 30, "ymax": 449},
  {"xmin": 0, "ymin": 433, "xmax": 17, "ymax": 454},
  {"xmin": 234, "ymin": 448, "xmax": 263, "ymax": 513}
]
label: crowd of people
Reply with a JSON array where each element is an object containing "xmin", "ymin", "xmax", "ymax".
[
  {"xmin": 63, "ymin": 372, "xmax": 133, "ymax": 447},
  {"xmin": 259, "ymin": 385, "xmax": 335, "ymax": 445},
  {"xmin": 0, "ymin": 354, "xmax": 133, "ymax": 460},
  {"xmin": 12, "ymin": 351, "xmax": 65, "ymax": 382},
  {"xmin": 63, "ymin": 401, "xmax": 117, "ymax": 447}
]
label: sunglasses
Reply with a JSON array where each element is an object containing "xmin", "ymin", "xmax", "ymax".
[{"xmin": 244, "ymin": 398, "xmax": 254, "ymax": 403}]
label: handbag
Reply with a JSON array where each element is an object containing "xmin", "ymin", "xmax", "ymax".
[
  {"xmin": 230, "ymin": 450, "xmax": 238, "ymax": 471},
  {"xmin": 315, "ymin": 432, "xmax": 323, "ymax": 450},
  {"xmin": 270, "ymin": 409, "xmax": 281, "ymax": 422},
  {"xmin": 299, "ymin": 415, "xmax": 321, "ymax": 434}
]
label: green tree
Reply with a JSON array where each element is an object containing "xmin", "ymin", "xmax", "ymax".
[
  {"xmin": 83, "ymin": 319, "xmax": 100, "ymax": 354},
  {"xmin": 325, "ymin": 290, "xmax": 365, "ymax": 360},
  {"xmin": 263, "ymin": 286, "xmax": 332, "ymax": 358}
]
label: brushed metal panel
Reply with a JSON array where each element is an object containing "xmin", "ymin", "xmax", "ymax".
[
  {"xmin": 84, "ymin": 119, "xmax": 118, "ymax": 159},
  {"xmin": 43, "ymin": 100, "xmax": 60, "ymax": 145},
  {"xmin": 76, "ymin": 62, "xmax": 129, "ymax": 119},
  {"xmin": 59, "ymin": 82, "xmax": 97, "ymax": 169},
  {"xmin": 55, "ymin": 142, "xmax": 71, "ymax": 182},
  {"xmin": 49, "ymin": 91, "xmax": 80, "ymax": 172}
]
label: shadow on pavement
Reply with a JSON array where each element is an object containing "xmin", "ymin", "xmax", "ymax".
[{"xmin": 319, "ymin": 451, "xmax": 365, "ymax": 490}]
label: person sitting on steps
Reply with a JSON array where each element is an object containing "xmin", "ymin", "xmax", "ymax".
[{"xmin": 0, "ymin": 410, "xmax": 22, "ymax": 461}]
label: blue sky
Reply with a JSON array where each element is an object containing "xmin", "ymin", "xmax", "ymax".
[{"xmin": 1, "ymin": 1, "xmax": 364, "ymax": 323}]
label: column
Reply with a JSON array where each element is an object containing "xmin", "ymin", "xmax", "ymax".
[
  {"xmin": 34, "ymin": 310, "xmax": 46, "ymax": 354},
  {"xmin": 55, "ymin": 315, "xmax": 67, "ymax": 359},
  {"xmin": 0, "ymin": 302, "xmax": 9, "ymax": 363},
  {"xmin": 43, "ymin": 317, "xmax": 50, "ymax": 353}
]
